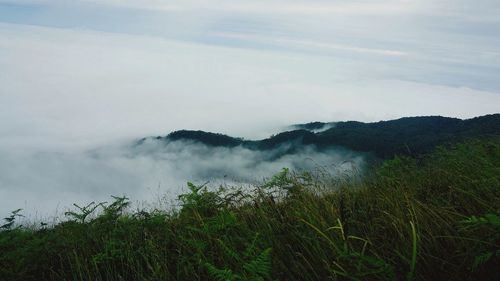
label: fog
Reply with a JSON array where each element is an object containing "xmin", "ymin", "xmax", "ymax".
[
  {"xmin": 1, "ymin": 0, "xmax": 500, "ymax": 220},
  {"xmin": 0, "ymin": 137, "xmax": 364, "ymax": 219}
]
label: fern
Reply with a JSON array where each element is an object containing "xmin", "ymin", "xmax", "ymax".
[
  {"xmin": 262, "ymin": 168, "xmax": 293, "ymax": 190},
  {"xmin": 216, "ymin": 239, "xmax": 242, "ymax": 262},
  {"xmin": 1, "ymin": 209, "xmax": 23, "ymax": 230},
  {"xmin": 472, "ymin": 252, "xmax": 493, "ymax": 270},
  {"xmin": 204, "ymin": 211, "xmax": 237, "ymax": 233},
  {"xmin": 205, "ymin": 262, "xmax": 239, "ymax": 281},
  {"xmin": 461, "ymin": 213, "xmax": 500, "ymax": 271},
  {"xmin": 243, "ymin": 248, "xmax": 272, "ymax": 278},
  {"xmin": 64, "ymin": 202, "xmax": 101, "ymax": 223}
]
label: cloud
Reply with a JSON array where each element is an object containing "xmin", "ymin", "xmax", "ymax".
[
  {"xmin": 2, "ymin": 0, "xmax": 499, "ymax": 93},
  {"xmin": 5, "ymin": 0, "xmax": 497, "ymax": 22},
  {"xmin": 5, "ymin": 0, "xmax": 416, "ymax": 15},
  {"xmin": 0, "ymin": 138, "xmax": 364, "ymax": 219},
  {"xmin": 1, "ymin": 23, "xmax": 499, "ymax": 148},
  {"xmin": 210, "ymin": 32, "xmax": 409, "ymax": 57},
  {"xmin": 0, "ymin": 0, "xmax": 49, "ymax": 4},
  {"xmin": 1, "ymin": 1, "xmax": 499, "ymax": 220}
]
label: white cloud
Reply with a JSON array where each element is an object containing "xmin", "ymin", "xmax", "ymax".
[
  {"xmin": 0, "ymin": 139, "xmax": 364, "ymax": 219},
  {"xmin": 1, "ymin": 0, "xmax": 499, "ymax": 217},
  {"xmin": 1, "ymin": 22, "xmax": 499, "ymax": 149},
  {"xmin": 2, "ymin": 0, "xmax": 499, "ymax": 22},
  {"xmin": 0, "ymin": 0, "xmax": 48, "ymax": 4},
  {"xmin": 21, "ymin": 0, "xmax": 488, "ymax": 22},
  {"xmin": 70, "ymin": 0, "xmax": 419, "ymax": 15},
  {"xmin": 211, "ymin": 32, "xmax": 409, "ymax": 57}
]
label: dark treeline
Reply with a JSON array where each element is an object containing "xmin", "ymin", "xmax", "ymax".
[{"xmin": 142, "ymin": 114, "xmax": 500, "ymax": 158}]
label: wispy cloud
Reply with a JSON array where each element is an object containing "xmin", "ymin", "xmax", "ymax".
[
  {"xmin": 211, "ymin": 32, "xmax": 409, "ymax": 57},
  {"xmin": 1, "ymin": 22, "xmax": 499, "ymax": 147},
  {"xmin": 3, "ymin": 0, "xmax": 498, "ymax": 21},
  {"xmin": 17, "ymin": 0, "xmax": 418, "ymax": 15}
]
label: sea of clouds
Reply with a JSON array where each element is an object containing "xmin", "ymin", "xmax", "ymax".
[{"xmin": 0, "ymin": 137, "xmax": 364, "ymax": 221}]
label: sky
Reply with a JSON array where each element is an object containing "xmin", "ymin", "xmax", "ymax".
[{"xmin": 1, "ymin": 0, "xmax": 500, "ymax": 218}]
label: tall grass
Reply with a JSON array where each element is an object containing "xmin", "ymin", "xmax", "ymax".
[{"xmin": 0, "ymin": 138, "xmax": 499, "ymax": 281}]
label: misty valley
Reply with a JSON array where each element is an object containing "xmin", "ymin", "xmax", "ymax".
[
  {"xmin": 1, "ymin": 114, "xmax": 499, "ymax": 280},
  {"xmin": 2, "ymin": 2, "xmax": 500, "ymax": 279},
  {"xmin": 3, "ymin": 114, "xmax": 498, "ymax": 217}
]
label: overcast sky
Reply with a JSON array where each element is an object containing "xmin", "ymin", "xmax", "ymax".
[
  {"xmin": 1, "ymin": 0, "xmax": 500, "ymax": 217},
  {"xmin": 1, "ymin": 0, "xmax": 500, "ymax": 145}
]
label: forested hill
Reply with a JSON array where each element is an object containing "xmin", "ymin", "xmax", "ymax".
[{"xmin": 141, "ymin": 114, "xmax": 500, "ymax": 158}]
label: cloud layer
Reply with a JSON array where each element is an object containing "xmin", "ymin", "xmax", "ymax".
[
  {"xmin": 1, "ymin": 0, "xmax": 499, "ymax": 218},
  {"xmin": 1, "ymin": 23, "xmax": 499, "ymax": 148},
  {"xmin": 0, "ymin": 139, "xmax": 364, "ymax": 219}
]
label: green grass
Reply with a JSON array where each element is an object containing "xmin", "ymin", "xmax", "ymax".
[{"xmin": 1, "ymin": 138, "xmax": 499, "ymax": 281}]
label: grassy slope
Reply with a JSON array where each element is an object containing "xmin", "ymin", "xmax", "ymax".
[{"xmin": 1, "ymin": 138, "xmax": 499, "ymax": 281}]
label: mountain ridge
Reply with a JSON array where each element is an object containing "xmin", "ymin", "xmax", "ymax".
[{"xmin": 139, "ymin": 114, "xmax": 500, "ymax": 158}]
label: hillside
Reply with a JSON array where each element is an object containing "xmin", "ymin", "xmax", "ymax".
[
  {"xmin": 1, "ymin": 138, "xmax": 499, "ymax": 280},
  {"xmin": 141, "ymin": 114, "xmax": 500, "ymax": 158}
]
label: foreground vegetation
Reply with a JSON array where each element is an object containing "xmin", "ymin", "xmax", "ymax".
[{"xmin": 1, "ymin": 139, "xmax": 499, "ymax": 280}]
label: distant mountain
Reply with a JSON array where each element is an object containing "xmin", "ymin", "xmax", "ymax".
[
  {"xmin": 139, "ymin": 114, "xmax": 500, "ymax": 158},
  {"xmin": 289, "ymin": 122, "xmax": 336, "ymax": 133},
  {"xmin": 166, "ymin": 130, "xmax": 243, "ymax": 147},
  {"xmin": 316, "ymin": 114, "xmax": 500, "ymax": 157}
]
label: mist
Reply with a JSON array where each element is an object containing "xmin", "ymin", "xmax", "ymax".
[
  {"xmin": 0, "ymin": 137, "xmax": 364, "ymax": 219},
  {"xmin": 1, "ymin": 0, "xmax": 500, "ymax": 221}
]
